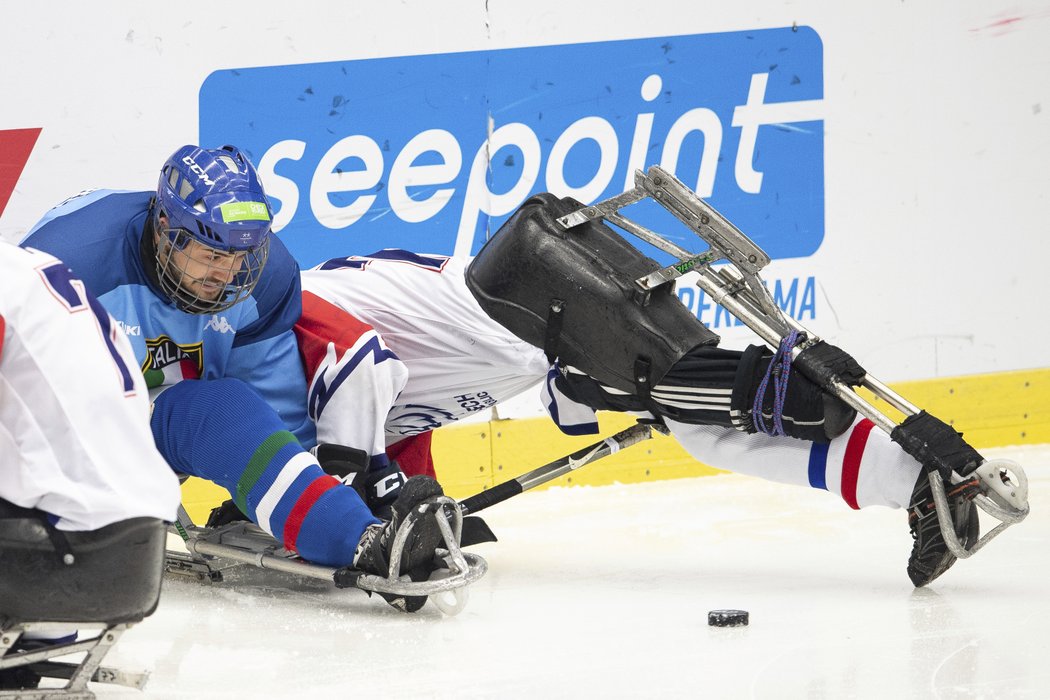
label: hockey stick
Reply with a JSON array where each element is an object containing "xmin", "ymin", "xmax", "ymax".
[
  {"xmin": 557, "ymin": 166, "xmax": 1030, "ymax": 559},
  {"xmin": 458, "ymin": 421, "xmax": 664, "ymax": 516}
]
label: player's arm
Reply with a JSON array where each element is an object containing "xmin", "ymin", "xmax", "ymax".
[{"xmin": 294, "ymin": 290, "xmax": 410, "ymax": 466}]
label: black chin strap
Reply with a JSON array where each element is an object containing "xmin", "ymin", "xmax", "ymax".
[{"xmin": 139, "ymin": 198, "xmax": 166, "ymax": 296}]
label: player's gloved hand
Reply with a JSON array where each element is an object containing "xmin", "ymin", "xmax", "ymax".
[
  {"xmin": 347, "ymin": 463, "xmax": 407, "ymax": 521},
  {"xmin": 314, "ymin": 443, "xmax": 408, "ymax": 519}
]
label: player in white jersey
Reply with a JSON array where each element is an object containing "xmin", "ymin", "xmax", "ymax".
[
  {"xmin": 0, "ymin": 243, "xmax": 179, "ymax": 529},
  {"xmin": 295, "ymin": 239, "xmax": 973, "ymax": 589},
  {"xmin": 1, "ymin": 242, "xmax": 180, "ymax": 692},
  {"xmin": 300, "ymin": 250, "xmax": 918, "ymax": 510}
]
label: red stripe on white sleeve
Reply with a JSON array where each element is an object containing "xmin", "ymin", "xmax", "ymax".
[{"xmin": 294, "ymin": 290, "xmax": 376, "ymax": 380}]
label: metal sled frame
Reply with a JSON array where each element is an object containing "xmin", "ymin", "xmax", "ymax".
[
  {"xmin": 165, "ymin": 496, "xmax": 487, "ymax": 615},
  {"xmin": 0, "ymin": 621, "xmax": 146, "ymax": 699},
  {"xmin": 557, "ymin": 165, "xmax": 1030, "ymax": 560}
]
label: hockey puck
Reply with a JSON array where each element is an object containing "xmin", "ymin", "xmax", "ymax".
[{"xmin": 708, "ymin": 609, "xmax": 749, "ymax": 627}]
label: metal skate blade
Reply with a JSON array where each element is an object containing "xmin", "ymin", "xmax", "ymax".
[
  {"xmin": 973, "ymin": 459, "xmax": 1029, "ymax": 519},
  {"xmin": 349, "ymin": 553, "xmax": 488, "ymax": 597},
  {"xmin": 929, "ymin": 464, "xmax": 1030, "ymax": 560},
  {"xmin": 427, "ymin": 567, "xmax": 471, "ymax": 616}
]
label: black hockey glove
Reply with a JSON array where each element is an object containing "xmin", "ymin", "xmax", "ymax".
[
  {"xmin": 315, "ymin": 442, "xmax": 407, "ymax": 520},
  {"xmin": 347, "ymin": 464, "xmax": 407, "ymax": 521}
]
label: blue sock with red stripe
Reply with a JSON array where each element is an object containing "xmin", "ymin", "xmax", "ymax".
[{"xmin": 151, "ymin": 378, "xmax": 379, "ymax": 566}]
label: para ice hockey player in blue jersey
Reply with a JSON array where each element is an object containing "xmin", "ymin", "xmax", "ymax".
[
  {"xmin": 24, "ymin": 145, "xmax": 309, "ymax": 436},
  {"xmin": 21, "ymin": 145, "xmax": 449, "ymax": 612}
]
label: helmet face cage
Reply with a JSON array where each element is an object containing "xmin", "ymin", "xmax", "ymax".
[
  {"xmin": 154, "ymin": 223, "xmax": 270, "ymax": 314},
  {"xmin": 152, "ymin": 145, "xmax": 274, "ymax": 314}
]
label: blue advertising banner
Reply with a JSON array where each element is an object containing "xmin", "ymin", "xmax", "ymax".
[{"xmin": 200, "ymin": 28, "xmax": 824, "ymax": 270}]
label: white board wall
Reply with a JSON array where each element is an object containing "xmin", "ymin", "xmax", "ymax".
[{"xmin": 1, "ymin": 1, "xmax": 1046, "ymax": 382}]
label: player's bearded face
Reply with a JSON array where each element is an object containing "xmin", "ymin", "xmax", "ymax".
[{"xmin": 155, "ymin": 219, "xmax": 247, "ymax": 302}]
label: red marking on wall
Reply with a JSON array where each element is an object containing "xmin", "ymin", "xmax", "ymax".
[
  {"xmin": 0, "ymin": 128, "xmax": 42, "ymax": 219},
  {"xmin": 969, "ymin": 12, "xmax": 1049, "ymax": 36},
  {"xmin": 987, "ymin": 16, "xmax": 1024, "ymax": 29}
]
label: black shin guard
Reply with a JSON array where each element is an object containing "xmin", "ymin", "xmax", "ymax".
[
  {"xmin": 553, "ymin": 346, "xmax": 742, "ymax": 425},
  {"xmin": 729, "ymin": 344, "xmax": 856, "ymax": 442},
  {"xmin": 554, "ymin": 343, "xmax": 855, "ymax": 441}
]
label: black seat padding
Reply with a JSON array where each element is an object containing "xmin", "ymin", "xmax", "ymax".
[{"xmin": 0, "ymin": 513, "xmax": 166, "ymax": 625}]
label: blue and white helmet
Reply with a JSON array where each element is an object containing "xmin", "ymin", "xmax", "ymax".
[{"xmin": 153, "ymin": 145, "xmax": 273, "ymax": 313}]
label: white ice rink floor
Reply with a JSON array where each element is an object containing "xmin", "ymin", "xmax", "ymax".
[{"xmin": 94, "ymin": 444, "xmax": 1047, "ymax": 700}]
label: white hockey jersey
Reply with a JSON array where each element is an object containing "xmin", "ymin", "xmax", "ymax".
[
  {"xmin": 297, "ymin": 251, "xmax": 563, "ymax": 458},
  {"xmin": 0, "ymin": 243, "xmax": 180, "ymax": 530}
]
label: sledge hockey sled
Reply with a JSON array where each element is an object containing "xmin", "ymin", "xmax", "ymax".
[
  {"xmin": 165, "ymin": 497, "xmax": 487, "ymax": 616},
  {"xmin": 549, "ymin": 165, "xmax": 1029, "ymax": 560},
  {"xmin": 0, "ymin": 514, "xmax": 166, "ymax": 698}
]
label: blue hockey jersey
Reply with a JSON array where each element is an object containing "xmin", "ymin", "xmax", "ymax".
[{"xmin": 23, "ymin": 189, "xmax": 315, "ymax": 446}]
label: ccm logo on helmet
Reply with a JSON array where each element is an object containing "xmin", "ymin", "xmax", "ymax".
[{"xmin": 181, "ymin": 155, "xmax": 215, "ymax": 186}]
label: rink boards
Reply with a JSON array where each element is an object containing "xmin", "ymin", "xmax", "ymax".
[{"xmin": 180, "ymin": 366, "xmax": 1050, "ymax": 522}]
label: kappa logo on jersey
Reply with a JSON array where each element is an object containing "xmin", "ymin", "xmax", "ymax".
[
  {"xmin": 200, "ymin": 28, "xmax": 825, "ymax": 269},
  {"xmin": 50, "ymin": 188, "xmax": 98, "ymax": 209},
  {"xmin": 141, "ymin": 335, "xmax": 203, "ymax": 389},
  {"xmin": 205, "ymin": 315, "xmax": 235, "ymax": 334}
]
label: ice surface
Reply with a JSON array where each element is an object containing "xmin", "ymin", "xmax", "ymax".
[{"xmin": 91, "ymin": 444, "xmax": 1048, "ymax": 699}]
